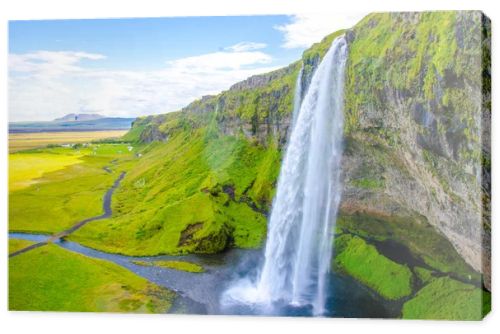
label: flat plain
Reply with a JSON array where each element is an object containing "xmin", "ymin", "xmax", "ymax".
[{"xmin": 9, "ymin": 130, "xmax": 128, "ymax": 152}]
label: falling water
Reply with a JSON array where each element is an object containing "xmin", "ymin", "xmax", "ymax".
[
  {"xmin": 222, "ymin": 36, "xmax": 348, "ymax": 316},
  {"xmin": 291, "ymin": 65, "xmax": 304, "ymax": 128}
]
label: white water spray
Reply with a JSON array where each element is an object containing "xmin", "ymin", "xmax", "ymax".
[{"xmin": 222, "ymin": 36, "xmax": 348, "ymax": 316}]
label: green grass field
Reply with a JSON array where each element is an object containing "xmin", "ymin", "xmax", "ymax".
[
  {"xmin": 9, "ymin": 144, "xmax": 137, "ymax": 234},
  {"xmin": 9, "ymin": 151, "xmax": 84, "ymax": 191},
  {"xmin": 9, "ymin": 242, "xmax": 175, "ymax": 313}
]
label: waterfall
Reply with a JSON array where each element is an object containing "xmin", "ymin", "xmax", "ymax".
[
  {"xmin": 222, "ymin": 35, "xmax": 348, "ymax": 316},
  {"xmin": 291, "ymin": 65, "xmax": 304, "ymax": 128}
]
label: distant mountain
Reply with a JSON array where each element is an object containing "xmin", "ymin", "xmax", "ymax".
[
  {"xmin": 54, "ymin": 113, "xmax": 105, "ymax": 122},
  {"xmin": 9, "ymin": 117, "xmax": 135, "ymax": 133}
]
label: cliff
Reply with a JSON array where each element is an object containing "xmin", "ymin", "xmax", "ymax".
[
  {"xmin": 341, "ymin": 11, "xmax": 491, "ymax": 290},
  {"xmin": 71, "ymin": 11, "xmax": 490, "ymax": 303}
]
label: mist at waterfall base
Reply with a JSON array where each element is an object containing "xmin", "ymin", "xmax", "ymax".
[{"xmin": 221, "ymin": 36, "xmax": 352, "ymax": 317}]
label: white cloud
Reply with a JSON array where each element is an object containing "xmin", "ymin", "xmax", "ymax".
[
  {"xmin": 225, "ymin": 41, "xmax": 267, "ymax": 52},
  {"xmin": 10, "ymin": 51, "xmax": 106, "ymax": 76},
  {"xmin": 275, "ymin": 12, "xmax": 368, "ymax": 49},
  {"xmin": 167, "ymin": 50, "xmax": 271, "ymax": 71},
  {"xmin": 8, "ymin": 47, "xmax": 277, "ymax": 121}
]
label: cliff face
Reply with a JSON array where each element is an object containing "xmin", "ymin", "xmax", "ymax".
[
  {"xmin": 341, "ymin": 11, "xmax": 490, "ymax": 289},
  {"xmin": 104, "ymin": 11, "xmax": 490, "ymax": 290}
]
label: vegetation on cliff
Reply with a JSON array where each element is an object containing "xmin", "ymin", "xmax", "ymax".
[{"xmin": 342, "ymin": 12, "xmax": 490, "ymax": 289}]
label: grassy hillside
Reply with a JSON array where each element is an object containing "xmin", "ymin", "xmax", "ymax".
[{"xmin": 71, "ymin": 126, "xmax": 280, "ymax": 255}]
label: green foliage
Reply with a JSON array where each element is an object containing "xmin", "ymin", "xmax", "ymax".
[
  {"xmin": 217, "ymin": 66, "xmax": 299, "ymax": 131},
  {"xmin": 335, "ymin": 234, "xmax": 413, "ymax": 300},
  {"xmin": 9, "ymin": 244, "xmax": 175, "ymax": 313},
  {"xmin": 402, "ymin": 277, "xmax": 489, "ymax": 320},
  {"xmin": 133, "ymin": 260, "xmax": 204, "ymax": 273}
]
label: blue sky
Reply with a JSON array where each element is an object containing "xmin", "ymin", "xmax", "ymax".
[
  {"xmin": 9, "ymin": 13, "xmax": 366, "ymax": 121},
  {"xmin": 10, "ymin": 16, "xmax": 301, "ymax": 70}
]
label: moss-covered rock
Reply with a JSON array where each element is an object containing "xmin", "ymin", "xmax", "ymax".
[
  {"xmin": 335, "ymin": 234, "xmax": 413, "ymax": 300},
  {"xmin": 402, "ymin": 277, "xmax": 490, "ymax": 320}
]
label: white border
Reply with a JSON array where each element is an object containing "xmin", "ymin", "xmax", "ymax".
[{"xmin": 1, "ymin": 1, "xmax": 498, "ymax": 333}]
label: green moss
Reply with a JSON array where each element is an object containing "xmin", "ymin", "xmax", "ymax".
[
  {"xmin": 414, "ymin": 267, "xmax": 434, "ymax": 284},
  {"xmin": 344, "ymin": 11, "xmax": 482, "ymax": 141},
  {"xmin": 335, "ymin": 234, "xmax": 413, "ymax": 300},
  {"xmin": 402, "ymin": 277, "xmax": 489, "ymax": 320},
  {"xmin": 132, "ymin": 260, "xmax": 204, "ymax": 273},
  {"xmin": 9, "ymin": 244, "xmax": 175, "ymax": 313},
  {"xmin": 337, "ymin": 212, "xmax": 479, "ymax": 282},
  {"xmin": 350, "ymin": 177, "xmax": 384, "ymax": 189}
]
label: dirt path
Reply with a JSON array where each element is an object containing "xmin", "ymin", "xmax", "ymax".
[{"xmin": 9, "ymin": 170, "xmax": 126, "ymax": 258}]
